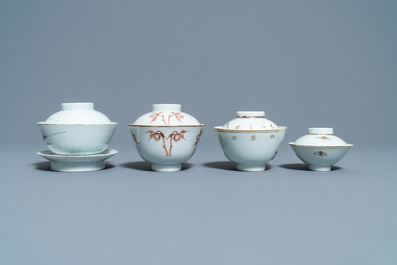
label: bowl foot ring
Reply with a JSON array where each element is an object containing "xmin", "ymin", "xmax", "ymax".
[
  {"xmin": 151, "ymin": 164, "xmax": 182, "ymax": 172},
  {"xmin": 51, "ymin": 161, "xmax": 106, "ymax": 172},
  {"xmin": 308, "ymin": 165, "xmax": 332, "ymax": 172},
  {"xmin": 236, "ymin": 163, "xmax": 266, "ymax": 172}
]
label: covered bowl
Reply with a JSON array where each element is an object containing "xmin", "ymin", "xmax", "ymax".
[
  {"xmin": 289, "ymin": 128, "xmax": 353, "ymax": 171},
  {"xmin": 214, "ymin": 111, "xmax": 287, "ymax": 171},
  {"xmin": 128, "ymin": 104, "xmax": 205, "ymax": 172},
  {"xmin": 37, "ymin": 102, "xmax": 118, "ymax": 155}
]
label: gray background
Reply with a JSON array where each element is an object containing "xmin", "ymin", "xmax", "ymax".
[
  {"xmin": 1, "ymin": 0, "xmax": 396, "ymax": 144},
  {"xmin": 1, "ymin": 1, "xmax": 397, "ymax": 265}
]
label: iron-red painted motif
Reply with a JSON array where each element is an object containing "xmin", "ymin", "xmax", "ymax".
[{"xmin": 146, "ymin": 129, "xmax": 190, "ymax": 156}]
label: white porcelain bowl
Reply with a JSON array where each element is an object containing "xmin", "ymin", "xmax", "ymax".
[
  {"xmin": 38, "ymin": 103, "xmax": 118, "ymax": 155},
  {"xmin": 214, "ymin": 111, "xmax": 287, "ymax": 171},
  {"xmin": 289, "ymin": 128, "xmax": 353, "ymax": 171},
  {"xmin": 128, "ymin": 104, "xmax": 205, "ymax": 172},
  {"xmin": 128, "ymin": 125, "xmax": 204, "ymax": 171},
  {"xmin": 45, "ymin": 102, "xmax": 112, "ymax": 124},
  {"xmin": 38, "ymin": 123, "xmax": 118, "ymax": 155}
]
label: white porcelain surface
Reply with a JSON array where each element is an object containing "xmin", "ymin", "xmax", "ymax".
[
  {"xmin": 129, "ymin": 126, "xmax": 204, "ymax": 171},
  {"xmin": 37, "ymin": 149, "xmax": 118, "ymax": 172},
  {"xmin": 129, "ymin": 104, "xmax": 205, "ymax": 172},
  {"xmin": 293, "ymin": 128, "xmax": 348, "ymax": 146},
  {"xmin": 38, "ymin": 123, "xmax": 118, "ymax": 155},
  {"xmin": 289, "ymin": 128, "xmax": 353, "ymax": 171},
  {"xmin": 223, "ymin": 111, "xmax": 279, "ymax": 130},
  {"xmin": 45, "ymin": 103, "xmax": 112, "ymax": 124},
  {"xmin": 38, "ymin": 103, "xmax": 118, "ymax": 155},
  {"xmin": 214, "ymin": 111, "xmax": 287, "ymax": 171},
  {"xmin": 133, "ymin": 104, "xmax": 200, "ymax": 126}
]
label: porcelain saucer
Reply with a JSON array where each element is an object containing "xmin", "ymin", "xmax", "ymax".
[{"xmin": 37, "ymin": 149, "xmax": 118, "ymax": 172}]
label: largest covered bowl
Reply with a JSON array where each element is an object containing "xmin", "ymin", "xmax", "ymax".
[
  {"xmin": 214, "ymin": 111, "xmax": 287, "ymax": 171},
  {"xmin": 128, "ymin": 104, "xmax": 205, "ymax": 172},
  {"xmin": 37, "ymin": 102, "xmax": 118, "ymax": 155}
]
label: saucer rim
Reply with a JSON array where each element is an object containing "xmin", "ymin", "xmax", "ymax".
[{"xmin": 37, "ymin": 149, "xmax": 118, "ymax": 158}]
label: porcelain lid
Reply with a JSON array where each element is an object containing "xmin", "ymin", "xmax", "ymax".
[
  {"xmin": 222, "ymin": 111, "xmax": 279, "ymax": 130},
  {"xmin": 291, "ymin": 128, "xmax": 352, "ymax": 147},
  {"xmin": 132, "ymin": 104, "xmax": 201, "ymax": 126},
  {"xmin": 43, "ymin": 103, "xmax": 113, "ymax": 124}
]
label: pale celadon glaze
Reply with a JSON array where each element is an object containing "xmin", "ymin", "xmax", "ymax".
[
  {"xmin": 37, "ymin": 102, "xmax": 118, "ymax": 155},
  {"xmin": 45, "ymin": 103, "xmax": 112, "ymax": 124},
  {"xmin": 38, "ymin": 124, "xmax": 118, "ymax": 155},
  {"xmin": 224, "ymin": 111, "xmax": 278, "ymax": 130},
  {"xmin": 37, "ymin": 149, "xmax": 118, "ymax": 172},
  {"xmin": 128, "ymin": 104, "xmax": 205, "ymax": 172},
  {"xmin": 133, "ymin": 104, "xmax": 200, "ymax": 126},
  {"xmin": 289, "ymin": 128, "xmax": 353, "ymax": 171},
  {"xmin": 214, "ymin": 111, "xmax": 287, "ymax": 172}
]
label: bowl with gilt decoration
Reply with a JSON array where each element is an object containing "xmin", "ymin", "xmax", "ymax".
[
  {"xmin": 214, "ymin": 111, "xmax": 287, "ymax": 171},
  {"xmin": 289, "ymin": 128, "xmax": 353, "ymax": 171}
]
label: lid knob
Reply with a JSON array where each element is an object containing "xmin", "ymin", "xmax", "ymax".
[
  {"xmin": 62, "ymin": 102, "xmax": 94, "ymax": 111},
  {"xmin": 308, "ymin": 128, "xmax": 334, "ymax": 135},
  {"xmin": 236, "ymin": 111, "xmax": 265, "ymax": 117},
  {"xmin": 152, "ymin": 104, "xmax": 181, "ymax": 112}
]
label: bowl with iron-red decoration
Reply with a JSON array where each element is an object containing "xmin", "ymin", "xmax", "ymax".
[
  {"xmin": 128, "ymin": 104, "xmax": 205, "ymax": 172},
  {"xmin": 214, "ymin": 111, "xmax": 287, "ymax": 171},
  {"xmin": 289, "ymin": 128, "xmax": 353, "ymax": 171}
]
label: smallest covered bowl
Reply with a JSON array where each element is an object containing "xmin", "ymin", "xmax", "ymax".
[
  {"xmin": 289, "ymin": 128, "xmax": 353, "ymax": 171},
  {"xmin": 128, "ymin": 104, "xmax": 205, "ymax": 172},
  {"xmin": 37, "ymin": 103, "xmax": 118, "ymax": 155},
  {"xmin": 214, "ymin": 111, "xmax": 287, "ymax": 171}
]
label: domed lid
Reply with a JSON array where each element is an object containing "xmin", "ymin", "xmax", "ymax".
[
  {"xmin": 132, "ymin": 104, "xmax": 201, "ymax": 126},
  {"xmin": 43, "ymin": 103, "xmax": 113, "ymax": 124},
  {"xmin": 292, "ymin": 128, "xmax": 352, "ymax": 147},
  {"xmin": 222, "ymin": 111, "xmax": 279, "ymax": 130}
]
